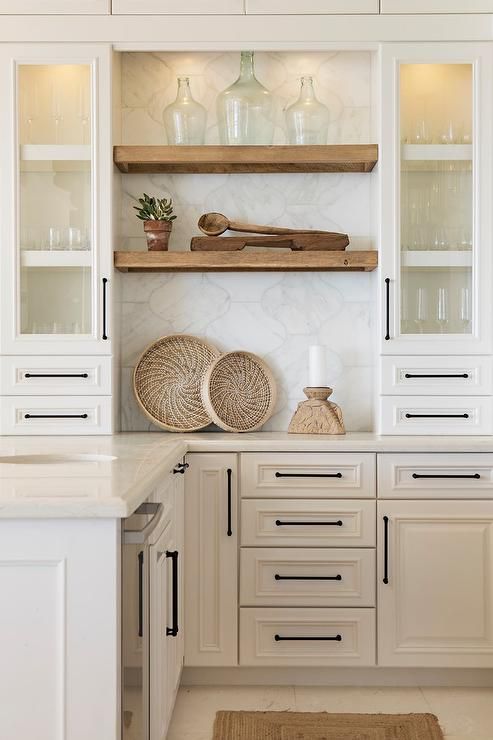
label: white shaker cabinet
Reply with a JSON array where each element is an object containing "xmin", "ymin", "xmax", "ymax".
[
  {"xmin": 112, "ymin": 0, "xmax": 244, "ymax": 13},
  {"xmin": 378, "ymin": 500, "xmax": 493, "ymax": 667},
  {"xmin": 245, "ymin": 0, "xmax": 378, "ymax": 12},
  {"xmin": 0, "ymin": 0, "xmax": 110, "ymax": 12},
  {"xmin": 381, "ymin": 1, "xmax": 493, "ymax": 12},
  {"xmin": 184, "ymin": 453, "xmax": 238, "ymax": 666}
]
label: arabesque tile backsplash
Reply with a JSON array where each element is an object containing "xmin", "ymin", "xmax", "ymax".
[{"xmin": 118, "ymin": 51, "xmax": 376, "ymax": 432}]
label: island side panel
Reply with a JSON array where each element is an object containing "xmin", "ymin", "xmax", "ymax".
[{"xmin": 0, "ymin": 518, "xmax": 120, "ymax": 740}]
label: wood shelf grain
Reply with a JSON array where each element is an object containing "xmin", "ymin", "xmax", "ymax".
[
  {"xmin": 113, "ymin": 144, "xmax": 378, "ymax": 174},
  {"xmin": 114, "ymin": 250, "xmax": 378, "ymax": 273}
]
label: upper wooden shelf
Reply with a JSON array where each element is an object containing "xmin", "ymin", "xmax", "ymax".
[
  {"xmin": 113, "ymin": 145, "xmax": 378, "ymax": 174},
  {"xmin": 114, "ymin": 250, "xmax": 378, "ymax": 273}
]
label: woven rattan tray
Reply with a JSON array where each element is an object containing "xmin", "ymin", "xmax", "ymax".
[
  {"xmin": 134, "ymin": 334, "xmax": 220, "ymax": 432},
  {"xmin": 201, "ymin": 351, "xmax": 277, "ymax": 433}
]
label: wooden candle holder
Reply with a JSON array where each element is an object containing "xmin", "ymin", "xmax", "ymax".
[{"xmin": 288, "ymin": 387, "xmax": 346, "ymax": 435}]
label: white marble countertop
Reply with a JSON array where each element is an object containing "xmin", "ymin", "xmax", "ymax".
[{"xmin": 1, "ymin": 431, "xmax": 493, "ymax": 519}]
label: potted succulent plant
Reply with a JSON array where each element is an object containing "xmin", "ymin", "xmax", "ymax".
[{"xmin": 134, "ymin": 193, "xmax": 177, "ymax": 251}]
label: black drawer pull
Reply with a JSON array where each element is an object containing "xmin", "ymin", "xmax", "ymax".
[
  {"xmin": 227, "ymin": 468, "xmax": 233, "ymax": 537},
  {"xmin": 275, "ymin": 472, "xmax": 342, "ymax": 479},
  {"xmin": 24, "ymin": 413, "xmax": 88, "ymax": 419},
  {"xmin": 275, "ymin": 634, "xmax": 342, "ymax": 642},
  {"xmin": 275, "ymin": 574, "xmax": 342, "ymax": 581},
  {"xmin": 384, "ymin": 277, "xmax": 391, "ymax": 341},
  {"xmin": 405, "ymin": 413, "xmax": 469, "ymax": 419},
  {"xmin": 102, "ymin": 277, "xmax": 108, "ymax": 341},
  {"xmin": 412, "ymin": 473, "xmax": 480, "ymax": 480},
  {"xmin": 166, "ymin": 550, "xmax": 179, "ymax": 637},
  {"xmin": 137, "ymin": 550, "xmax": 144, "ymax": 638},
  {"xmin": 404, "ymin": 373, "xmax": 469, "ymax": 379},
  {"xmin": 383, "ymin": 516, "xmax": 389, "ymax": 585},
  {"xmin": 275, "ymin": 519, "xmax": 343, "ymax": 527},
  {"xmin": 24, "ymin": 373, "xmax": 89, "ymax": 379}
]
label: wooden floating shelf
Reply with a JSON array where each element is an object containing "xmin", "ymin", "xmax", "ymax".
[
  {"xmin": 113, "ymin": 144, "xmax": 378, "ymax": 174},
  {"xmin": 114, "ymin": 250, "xmax": 378, "ymax": 273}
]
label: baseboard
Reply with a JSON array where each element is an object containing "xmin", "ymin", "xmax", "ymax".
[{"xmin": 182, "ymin": 666, "xmax": 493, "ymax": 688}]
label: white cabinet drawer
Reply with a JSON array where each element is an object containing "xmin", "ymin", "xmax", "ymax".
[
  {"xmin": 381, "ymin": 356, "xmax": 492, "ymax": 396},
  {"xmin": 246, "ymin": 0, "xmax": 378, "ymax": 13},
  {"xmin": 240, "ymin": 608, "xmax": 376, "ymax": 666},
  {"xmin": 0, "ymin": 356, "xmax": 112, "ymax": 396},
  {"xmin": 0, "ymin": 0, "xmax": 109, "ymax": 12},
  {"xmin": 378, "ymin": 453, "xmax": 493, "ymax": 499},
  {"xmin": 240, "ymin": 548, "xmax": 375, "ymax": 607},
  {"xmin": 112, "ymin": 0, "xmax": 243, "ymax": 12},
  {"xmin": 381, "ymin": 0, "xmax": 493, "ymax": 12},
  {"xmin": 380, "ymin": 396, "xmax": 493, "ymax": 435},
  {"xmin": 241, "ymin": 499, "xmax": 376, "ymax": 547},
  {"xmin": 241, "ymin": 453, "xmax": 375, "ymax": 499},
  {"xmin": 0, "ymin": 396, "xmax": 112, "ymax": 435}
]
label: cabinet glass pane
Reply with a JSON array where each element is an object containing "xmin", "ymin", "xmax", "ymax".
[
  {"xmin": 17, "ymin": 64, "xmax": 93, "ymax": 336},
  {"xmin": 400, "ymin": 64, "xmax": 473, "ymax": 336}
]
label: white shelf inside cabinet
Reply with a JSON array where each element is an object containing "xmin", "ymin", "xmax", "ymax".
[
  {"xmin": 401, "ymin": 144, "xmax": 473, "ymax": 161},
  {"xmin": 20, "ymin": 144, "xmax": 91, "ymax": 161},
  {"xmin": 20, "ymin": 250, "xmax": 92, "ymax": 268},
  {"xmin": 401, "ymin": 251, "xmax": 472, "ymax": 268}
]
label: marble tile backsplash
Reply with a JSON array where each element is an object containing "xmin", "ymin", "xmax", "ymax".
[{"xmin": 118, "ymin": 51, "xmax": 376, "ymax": 433}]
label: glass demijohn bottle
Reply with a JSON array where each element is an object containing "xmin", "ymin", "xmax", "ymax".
[
  {"xmin": 163, "ymin": 77, "xmax": 207, "ymax": 146},
  {"xmin": 217, "ymin": 51, "xmax": 274, "ymax": 145},
  {"xmin": 286, "ymin": 76, "xmax": 329, "ymax": 145}
]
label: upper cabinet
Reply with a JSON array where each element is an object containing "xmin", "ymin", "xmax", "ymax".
[
  {"xmin": 245, "ymin": 1, "xmax": 378, "ymax": 12},
  {"xmin": 0, "ymin": 0, "xmax": 109, "ymax": 12},
  {"xmin": 380, "ymin": 43, "xmax": 493, "ymax": 355},
  {"xmin": 381, "ymin": 1, "xmax": 493, "ymax": 12},
  {"xmin": 112, "ymin": 0, "xmax": 244, "ymax": 13},
  {"xmin": 0, "ymin": 44, "xmax": 112, "ymax": 356}
]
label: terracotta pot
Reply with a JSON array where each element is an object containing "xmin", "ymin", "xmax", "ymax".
[{"xmin": 144, "ymin": 220, "xmax": 172, "ymax": 251}]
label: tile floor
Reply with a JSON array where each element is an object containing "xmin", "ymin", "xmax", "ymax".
[{"xmin": 167, "ymin": 685, "xmax": 493, "ymax": 740}]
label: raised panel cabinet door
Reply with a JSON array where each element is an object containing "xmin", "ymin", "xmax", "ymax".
[
  {"xmin": 380, "ymin": 43, "xmax": 493, "ymax": 355},
  {"xmin": 246, "ymin": 0, "xmax": 378, "ymax": 12},
  {"xmin": 149, "ymin": 523, "xmax": 173, "ymax": 740},
  {"xmin": 185, "ymin": 453, "xmax": 238, "ymax": 666},
  {"xmin": 378, "ymin": 501, "xmax": 493, "ymax": 667},
  {"xmin": 112, "ymin": 0, "xmax": 243, "ymax": 13},
  {"xmin": 381, "ymin": 1, "xmax": 493, "ymax": 12},
  {"xmin": 0, "ymin": 0, "xmax": 109, "ymax": 12}
]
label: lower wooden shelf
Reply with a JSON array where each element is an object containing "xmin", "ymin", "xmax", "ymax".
[{"xmin": 114, "ymin": 250, "xmax": 378, "ymax": 273}]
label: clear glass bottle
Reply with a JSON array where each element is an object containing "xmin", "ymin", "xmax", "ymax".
[
  {"xmin": 163, "ymin": 77, "xmax": 206, "ymax": 146},
  {"xmin": 217, "ymin": 51, "xmax": 274, "ymax": 145},
  {"xmin": 286, "ymin": 76, "xmax": 329, "ymax": 145}
]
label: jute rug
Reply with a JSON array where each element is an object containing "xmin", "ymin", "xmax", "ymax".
[{"xmin": 212, "ymin": 711, "xmax": 445, "ymax": 740}]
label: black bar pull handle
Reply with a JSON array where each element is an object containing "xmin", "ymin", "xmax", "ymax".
[
  {"xmin": 383, "ymin": 516, "xmax": 389, "ymax": 585},
  {"xmin": 412, "ymin": 473, "xmax": 480, "ymax": 480},
  {"xmin": 173, "ymin": 462, "xmax": 189, "ymax": 475},
  {"xmin": 384, "ymin": 277, "xmax": 391, "ymax": 341},
  {"xmin": 275, "ymin": 574, "xmax": 342, "ymax": 582},
  {"xmin": 275, "ymin": 634, "xmax": 342, "ymax": 642},
  {"xmin": 275, "ymin": 472, "xmax": 342, "ymax": 479},
  {"xmin": 102, "ymin": 277, "xmax": 108, "ymax": 341},
  {"xmin": 227, "ymin": 468, "xmax": 233, "ymax": 537},
  {"xmin": 405, "ymin": 413, "xmax": 469, "ymax": 419},
  {"xmin": 24, "ymin": 373, "xmax": 89, "ymax": 379},
  {"xmin": 404, "ymin": 373, "xmax": 469, "ymax": 379},
  {"xmin": 166, "ymin": 550, "xmax": 179, "ymax": 637},
  {"xmin": 137, "ymin": 550, "xmax": 144, "ymax": 638},
  {"xmin": 24, "ymin": 413, "xmax": 88, "ymax": 419},
  {"xmin": 275, "ymin": 519, "xmax": 343, "ymax": 527}
]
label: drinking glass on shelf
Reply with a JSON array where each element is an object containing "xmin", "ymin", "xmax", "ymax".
[
  {"xmin": 412, "ymin": 119, "xmax": 429, "ymax": 145},
  {"xmin": 47, "ymin": 226, "xmax": 61, "ymax": 251},
  {"xmin": 440, "ymin": 121, "xmax": 457, "ymax": 145},
  {"xmin": 459, "ymin": 287, "xmax": 471, "ymax": 333},
  {"xmin": 436, "ymin": 287, "xmax": 449, "ymax": 333},
  {"xmin": 65, "ymin": 226, "xmax": 82, "ymax": 250},
  {"xmin": 415, "ymin": 287, "xmax": 429, "ymax": 333}
]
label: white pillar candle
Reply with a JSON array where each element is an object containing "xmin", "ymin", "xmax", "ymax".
[{"xmin": 308, "ymin": 345, "xmax": 327, "ymax": 387}]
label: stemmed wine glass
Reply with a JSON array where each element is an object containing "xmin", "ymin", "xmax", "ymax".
[
  {"xmin": 414, "ymin": 287, "xmax": 429, "ymax": 334},
  {"xmin": 51, "ymin": 83, "xmax": 63, "ymax": 144},
  {"xmin": 436, "ymin": 287, "xmax": 449, "ymax": 333},
  {"xmin": 459, "ymin": 287, "xmax": 471, "ymax": 334}
]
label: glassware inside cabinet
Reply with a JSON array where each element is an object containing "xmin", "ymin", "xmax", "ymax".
[
  {"xmin": 399, "ymin": 63, "xmax": 473, "ymax": 336},
  {"xmin": 17, "ymin": 63, "xmax": 93, "ymax": 337}
]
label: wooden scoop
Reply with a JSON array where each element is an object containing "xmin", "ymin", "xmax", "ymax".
[{"xmin": 198, "ymin": 211, "xmax": 329, "ymax": 237}]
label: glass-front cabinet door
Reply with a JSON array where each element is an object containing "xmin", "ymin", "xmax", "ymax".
[
  {"xmin": 381, "ymin": 43, "xmax": 493, "ymax": 355},
  {"xmin": 0, "ymin": 45, "xmax": 111, "ymax": 355}
]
